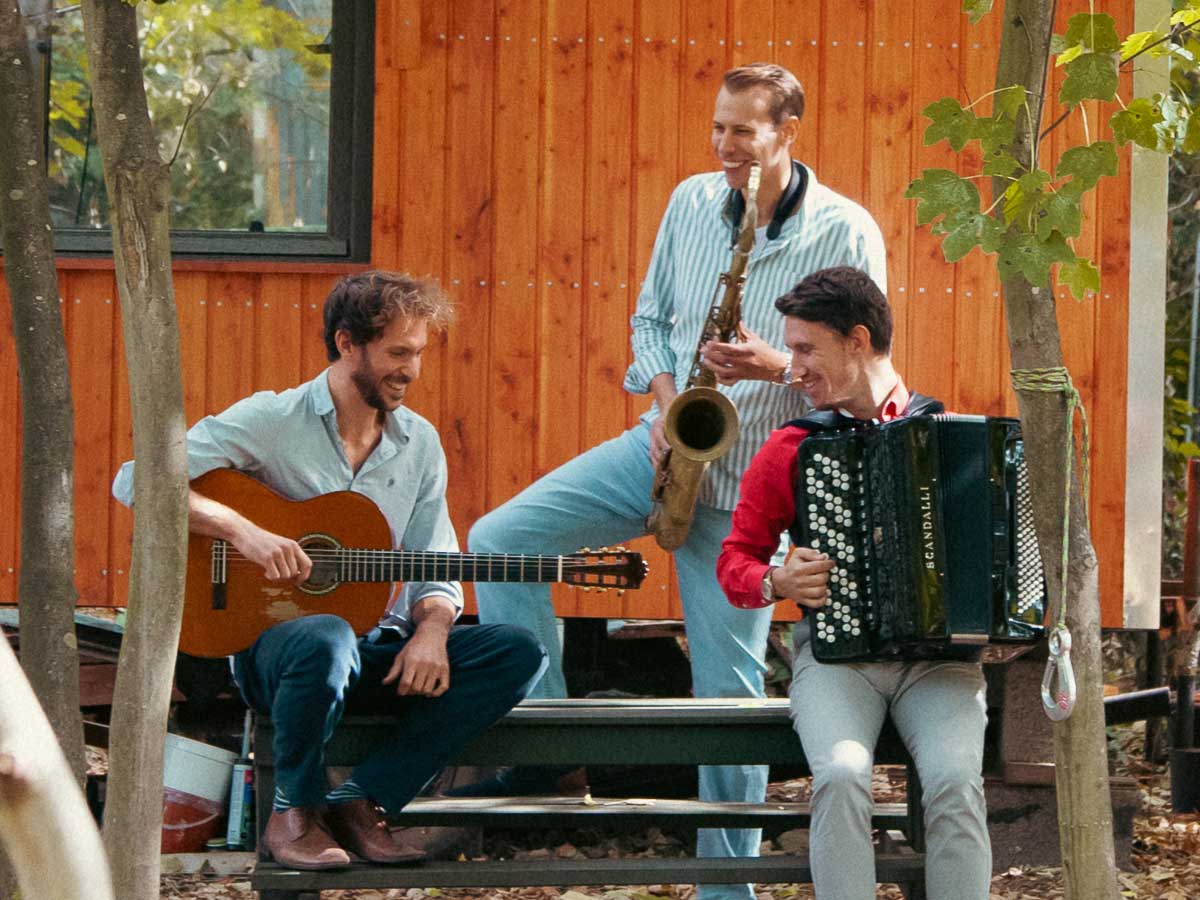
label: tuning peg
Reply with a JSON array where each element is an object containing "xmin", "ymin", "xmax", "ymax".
[
  {"xmin": 580, "ymin": 546, "xmax": 592, "ymax": 553},
  {"xmin": 615, "ymin": 589, "xmax": 625, "ymax": 597},
  {"xmin": 581, "ymin": 586, "xmax": 591, "ymax": 593}
]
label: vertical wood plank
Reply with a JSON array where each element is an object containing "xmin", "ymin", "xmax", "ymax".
[
  {"xmin": 299, "ymin": 275, "xmax": 332, "ymax": 384},
  {"xmin": 905, "ymin": 4, "xmax": 959, "ymax": 401},
  {"xmin": 0, "ymin": 280, "xmax": 19, "ymax": 602},
  {"xmin": 443, "ymin": 0, "xmax": 495, "ymax": 536},
  {"xmin": 371, "ymin": 66, "xmax": 403, "ymax": 270},
  {"xmin": 257, "ymin": 275, "xmax": 305, "ymax": 393},
  {"xmin": 952, "ymin": 14, "xmax": 1005, "ymax": 415},
  {"xmin": 173, "ymin": 272, "xmax": 209, "ymax": 425},
  {"xmin": 487, "ymin": 0, "xmax": 540, "ymax": 512},
  {"xmin": 730, "ymin": 0, "xmax": 772, "ymax": 64},
  {"xmin": 865, "ymin": 1, "xmax": 915, "ymax": 375},
  {"xmin": 398, "ymin": 0, "xmax": 450, "ymax": 431},
  {"xmin": 1091, "ymin": 0, "xmax": 1134, "ymax": 625},
  {"xmin": 205, "ymin": 273, "xmax": 259, "ymax": 415},
  {"xmin": 817, "ymin": 0, "xmax": 867, "ymax": 200},
  {"xmin": 679, "ymin": 0, "xmax": 725, "ymax": 178},
  {"xmin": 109, "ymin": 287, "xmax": 133, "ymax": 606},
  {"xmin": 773, "ymin": 1, "xmax": 821, "ymax": 169},
  {"xmin": 63, "ymin": 272, "xmax": 116, "ymax": 606}
]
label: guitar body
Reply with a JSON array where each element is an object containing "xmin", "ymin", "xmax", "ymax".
[{"xmin": 183, "ymin": 469, "xmax": 394, "ymax": 658}]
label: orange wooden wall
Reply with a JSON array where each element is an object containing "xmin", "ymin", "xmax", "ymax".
[{"xmin": 0, "ymin": 0, "xmax": 1134, "ymax": 626}]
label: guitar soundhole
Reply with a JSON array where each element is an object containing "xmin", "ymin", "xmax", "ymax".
[{"xmin": 298, "ymin": 533, "xmax": 341, "ymax": 596}]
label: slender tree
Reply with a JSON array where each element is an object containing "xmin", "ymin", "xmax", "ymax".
[
  {"xmin": 0, "ymin": 1, "xmax": 85, "ymax": 895},
  {"xmin": 907, "ymin": 1, "xmax": 1195, "ymax": 896},
  {"xmin": 79, "ymin": 2, "xmax": 188, "ymax": 897}
]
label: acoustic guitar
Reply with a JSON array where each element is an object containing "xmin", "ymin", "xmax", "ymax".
[{"xmin": 183, "ymin": 469, "xmax": 648, "ymax": 657}]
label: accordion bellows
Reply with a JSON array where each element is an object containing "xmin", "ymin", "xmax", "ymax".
[{"xmin": 795, "ymin": 414, "xmax": 1046, "ymax": 663}]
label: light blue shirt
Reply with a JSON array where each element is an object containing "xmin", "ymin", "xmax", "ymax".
[
  {"xmin": 111, "ymin": 370, "xmax": 463, "ymax": 631},
  {"xmin": 625, "ymin": 166, "xmax": 887, "ymax": 510}
]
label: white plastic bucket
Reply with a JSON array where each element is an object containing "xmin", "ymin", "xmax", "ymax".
[{"xmin": 161, "ymin": 733, "xmax": 237, "ymax": 853}]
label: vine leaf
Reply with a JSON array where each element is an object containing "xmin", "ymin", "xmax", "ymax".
[
  {"xmin": 1058, "ymin": 258, "xmax": 1101, "ymax": 299},
  {"xmin": 982, "ymin": 148, "xmax": 1021, "ymax": 177},
  {"xmin": 940, "ymin": 211, "xmax": 1007, "ymax": 262},
  {"xmin": 993, "ymin": 85, "xmax": 1027, "ymax": 120},
  {"xmin": 1110, "ymin": 97, "xmax": 1167, "ymax": 149},
  {"xmin": 1185, "ymin": 112, "xmax": 1200, "ymax": 155},
  {"xmin": 905, "ymin": 169, "xmax": 981, "ymax": 226},
  {"xmin": 1063, "ymin": 13, "xmax": 1121, "ymax": 54},
  {"xmin": 1037, "ymin": 188, "xmax": 1084, "ymax": 241},
  {"xmin": 997, "ymin": 232, "xmax": 1075, "ymax": 286},
  {"xmin": 1060, "ymin": 52, "xmax": 1120, "ymax": 106},
  {"xmin": 922, "ymin": 98, "xmax": 981, "ymax": 151},
  {"xmin": 962, "ymin": 0, "xmax": 994, "ymax": 25},
  {"xmin": 1120, "ymin": 30, "xmax": 1159, "ymax": 62},
  {"xmin": 1003, "ymin": 170, "xmax": 1051, "ymax": 226},
  {"xmin": 1055, "ymin": 142, "xmax": 1118, "ymax": 190}
]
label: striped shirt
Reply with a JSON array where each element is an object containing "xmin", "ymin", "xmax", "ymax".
[{"xmin": 624, "ymin": 167, "xmax": 888, "ymax": 510}]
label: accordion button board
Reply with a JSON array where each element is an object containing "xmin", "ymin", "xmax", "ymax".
[{"xmin": 795, "ymin": 414, "xmax": 1047, "ymax": 663}]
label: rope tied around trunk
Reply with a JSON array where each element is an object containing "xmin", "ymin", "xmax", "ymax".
[{"xmin": 1010, "ymin": 365, "xmax": 1089, "ymax": 721}]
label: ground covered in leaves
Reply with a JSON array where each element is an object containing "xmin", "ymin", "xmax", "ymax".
[{"xmin": 159, "ymin": 725, "xmax": 1200, "ymax": 900}]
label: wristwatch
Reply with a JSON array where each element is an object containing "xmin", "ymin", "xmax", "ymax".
[
  {"xmin": 777, "ymin": 364, "xmax": 794, "ymax": 386},
  {"xmin": 760, "ymin": 566, "xmax": 778, "ymax": 603}
]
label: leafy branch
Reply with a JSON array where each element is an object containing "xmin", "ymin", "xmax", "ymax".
[{"xmin": 907, "ymin": 5, "xmax": 1200, "ymax": 299}]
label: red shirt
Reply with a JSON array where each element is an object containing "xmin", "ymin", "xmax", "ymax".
[{"xmin": 716, "ymin": 379, "xmax": 912, "ymax": 610}]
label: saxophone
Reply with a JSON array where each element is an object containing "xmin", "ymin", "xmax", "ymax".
[{"xmin": 646, "ymin": 161, "xmax": 761, "ymax": 551}]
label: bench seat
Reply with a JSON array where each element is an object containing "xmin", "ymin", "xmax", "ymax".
[{"xmin": 252, "ymin": 698, "xmax": 927, "ymax": 899}]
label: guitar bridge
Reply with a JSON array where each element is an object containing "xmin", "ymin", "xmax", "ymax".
[{"xmin": 211, "ymin": 541, "xmax": 228, "ymax": 611}]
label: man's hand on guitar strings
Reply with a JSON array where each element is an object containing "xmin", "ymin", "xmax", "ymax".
[
  {"xmin": 383, "ymin": 629, "xmax": 451, "ymax": 697},
  {"xmin": 235, "ymin": 521, "xmax": 313, "ymax": 585},
  {"xmin": 774, "ymin": 546, "xmax": 833, "ymax": 609}
]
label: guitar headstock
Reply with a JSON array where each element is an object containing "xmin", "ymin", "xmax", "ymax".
[{"xmin": 563, "ymin": 547, "xmax": 648, "ymax": 591}]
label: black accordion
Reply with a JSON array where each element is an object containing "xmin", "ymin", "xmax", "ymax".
[{"xmin": 792, "ymin": 414, "xmax": 1046, "ymax": 662}]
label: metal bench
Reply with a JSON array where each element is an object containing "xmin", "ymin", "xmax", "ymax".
[{"xmin": 252, "ymin": 697, "xmax": 927, "ymax": 899}]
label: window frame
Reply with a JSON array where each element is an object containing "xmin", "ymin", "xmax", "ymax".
[{"xmin": 43, "ymin": 0, "xmax": 375, "ymax": 262}]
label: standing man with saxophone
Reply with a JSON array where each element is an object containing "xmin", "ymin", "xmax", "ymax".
[{"xmin": 464, "ymin": 62, "xmax": 886, "ymax": 899}]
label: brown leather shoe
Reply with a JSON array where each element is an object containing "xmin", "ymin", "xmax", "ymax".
[
  {"xmin": 324, "ymin": 798, "xmax": 426, "ymax": 865},
  {"xmin": 263, "ymin": 807, "xmax": 351, "ymax": 870}
]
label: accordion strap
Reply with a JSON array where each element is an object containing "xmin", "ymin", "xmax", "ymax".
[{"xmin": 782, "ymin": 391, "xmax": 945, "ymax": 434}]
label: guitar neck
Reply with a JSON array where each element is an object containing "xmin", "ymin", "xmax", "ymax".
[{"xmin": 318, "ymin": 549, "xmax": 580, "ymax": 584}]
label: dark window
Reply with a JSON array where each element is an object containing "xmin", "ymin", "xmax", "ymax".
[{"xmin": 31, "ymin": 0, "xmax": 372, "ymax": 260}]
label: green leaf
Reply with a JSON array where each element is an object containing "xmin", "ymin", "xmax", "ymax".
[
  {"xmin": 1060, "ymin": 52, "xmax": 1119, "ymax": 106},
  {"xmin": 921, "ymin": 98, "xmax": 981, "ymax": 151},
  {"xmin": 1172, "ymin": 8, "xmax": 1200, "ymax": 28},
  {"xmin": 1057, "ymin": 257, "xmax": 1101, "ymax": 299},
  {"xmin": 993, "ymin": 85, "xmax": 1027, "ymax": 120},
  {"xmin": 962, "ymin": 0, "xmax": 994, "ymax": 24},
  {"xmin": 1185, "ymin": 112, "xmax": 1200, "ymax": 154},
  {"xmin": 905, "ymin": 169, "xmax": 981, "ymax": 226},
  {"xmin": 1120, "ymin": 30, "xmax": 1161, "ymax": 62},
  {"xmin": 997, "ymin": 232, "xmax": 1075, "ymax": 286},
  {"xmin": 1063, "ymin": 13, "xmax": 1121, "ymax": 54},
  {"xmin": 1050, "ymin": 33, "xmax": 1067, "ymax": 56},
  {"xmin": 51, "ymin": 133, "xmax": 87, "ymax": 159},
  {"xmin": 1110, "ymin": 97, "xmax": 1166, "ymax": 149},
  {"xmin": 1036, "ymin": 190, "xmax": 1083, "ymax": 241},
  {"xmin": 982, "ymin": 148, "xmax": 1021, "ymax": 177},
  {"xmin": 1056, "ymin": 44, "xmax": 1085, "ymax": 67},
  {"xmin": 1158, "ymin": 94, "xmax": 1191, "ymax": 151},
  {"xmin": 1055, "ymin": 141, "xmax": 1118, "ymax": 190},
  {"xmin": 1003, "ymin": 170, "xmax": 1051, "ymax": 226},
  {"xmin": 941, "ymin": 211, "xmax": 1007, "ymax": 262},
  {"xmin": 977, "ymin": 116, "xmax": 1017, "ymax": 155}
]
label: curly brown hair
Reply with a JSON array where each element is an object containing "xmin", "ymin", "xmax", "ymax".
[{"xmin": 323, "ymin": 270, "xmax": 454, "ymax": 361}]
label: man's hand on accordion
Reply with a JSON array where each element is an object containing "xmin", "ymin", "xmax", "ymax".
[{"xmin": 772, "ymin": 546, "xmax": 834, "ymax": 609}]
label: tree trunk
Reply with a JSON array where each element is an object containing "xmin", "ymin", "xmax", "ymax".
[
  {"xmin": 994, "ymin": 3, "xmax": 1120, "ymax": 899},
  {"xmin": 80, "ymin": 2, "xmax": 189, "ymax": 898},
  {"xmin": 0, "ymin": 635, "xmax": 113, "ymax": 900},
  {"xmin": 0, "ymin": 2, "xmax": 85, "ymax": 895}
]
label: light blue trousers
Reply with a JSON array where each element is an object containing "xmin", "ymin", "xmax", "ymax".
[
  {"xmin": 789, "ymin": 622, "xmax": 992, "ymax": 900},
  {"xmin": 470, "ymin": 423, "xmax": 772, "ymax": 900}
]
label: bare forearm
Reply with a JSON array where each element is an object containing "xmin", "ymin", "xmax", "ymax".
[
  {"xmin": 649, "ymin": 372, "xmax": 678, "ymax": 412},
  {"xmin": 188, "ymin": 489, "xmax": 251, "ymax": 542},
  {"xmin": 410, "ymin": 596, "xmax": 457, "ymax": 635}
]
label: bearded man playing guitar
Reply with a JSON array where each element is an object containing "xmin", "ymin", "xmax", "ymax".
[{"xmin": 112, "ymin": 271, "xmax": 546, "ymax": 871}]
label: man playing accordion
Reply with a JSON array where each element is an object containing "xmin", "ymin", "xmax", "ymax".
[{"xmin": 717, "ymin": 266, "xmax": 991, "ymax": 900}]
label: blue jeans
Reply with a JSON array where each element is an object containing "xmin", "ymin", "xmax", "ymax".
[
  {"xmin": 233, "ymin": 615, "xmax": 546, "ymax": 813},
  {"xmin": 470, "ymin": 424, "xmax": 772, "ymax": 900},
  {"xmin": 789, "ymin": 622, "xmax": 991, "ymax": 900}
]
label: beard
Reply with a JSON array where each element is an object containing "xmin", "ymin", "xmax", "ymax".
[{"xmin": 350, "ymin": 362, "xmax": 407, "ymax": 412}]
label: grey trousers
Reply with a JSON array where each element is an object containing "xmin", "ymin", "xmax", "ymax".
[{"xmin": 788, "ymin": 622, "xmax": 992, "ymax": 900}]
